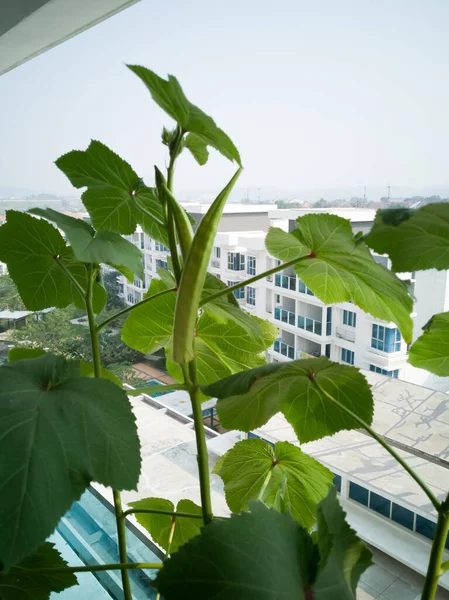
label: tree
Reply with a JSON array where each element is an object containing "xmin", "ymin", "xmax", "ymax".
[
  {"xmin": 0, "ymin": 273, "xmax": 25, "ymax": 311},
  {"xmin": 103, "ymin": 268, "xmax": 127, "ymax": 310},
  {"xmin": 313, "ymin": 198, "xmax": 329, "ymax": 208}
]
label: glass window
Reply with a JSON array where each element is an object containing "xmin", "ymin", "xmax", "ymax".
[
  {"xmin": 370, "ymin": 365, "xmax": 400, "ymax": 379},
  {"xmin": 416, "ymin": 515, "xmax": 437, "ymax": 540},
  {"xmin": 227, "ymin": 252, "xmax": 245, "ymax": 271},
  {"xmin": 392, "ymin": 504, "xmax": 414, "ymax": 531},
  {"xmin": 227, "ymin": 281, "xmax": 244, "ymax": 299},
  {"xmin": 214, "ymin": 246, "xmax": 221, "ymax": 259},
  {"xmin": 247, "ymin": 286, "xmax": 256, "ymax": 306},
  {"xmin": 343, "ymin": 310, "xmax": 357, "ymax": 327},
  {"xmin": 333, "ymin": 473, "xmax": 342, "ymax": 493},
  {"xmin": 298, "ymin": 280, "xmax": 306, "ymax": 294},
  {"xmin": 298, "ymin": 315, "xmax": 305, "ymax": 329},
  {"xmin": 341, "ymin": 348, "xmax": 354, "ymax": 365},
  {"xmin": 369, "ymin": 492, "xmax": 391, "ymax": 518},
  {"xmin": 371, "ymin": 325, "xmax": 401, "ymax": 353},
  {"xmin": 247, "ymin": 255, "xmax": 256, "ymax": 275},
  {"xmin": 349, "ymin": 482, "xmax": 369, "ymax": 506},
  {"xmin": 325, "ymin": 343, "xmax": 331, "ymax": 358},
  {"xmin": 326, "ymin": 307, "xmax": 332, "ymax": 335}
]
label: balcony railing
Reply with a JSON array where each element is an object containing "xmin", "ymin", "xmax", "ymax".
[
  {"xmin": 296, "ymin": 350, "xmax": 321, "ymax": 359},
  {"xmin": 266, "ymin": 274, "xmax": 273, "ymax": 282},
  {"xmin": 273, "ymin": 340, "xmax": 295, "ymax": 359},
  {"xmin": 297, "ymin": 315, "xmax": 322, "ymax": 335},
  {"xmin": 298, "ymin": 280, "xmax": 315, "ymax": 296},
  {"xmin": 336, "ymin": 326, "xmax": 356, "ymax": 343},
  {"xmin": 211, "ymin": 259, "xmax": 220, "ymax": 268},
  {"xmin": 274, "ymin": 306, "xmax": 296, "ymax": 326},
  {"xmin": 274, "ymin": 273, "xmax": 296, "ymax": 291}
]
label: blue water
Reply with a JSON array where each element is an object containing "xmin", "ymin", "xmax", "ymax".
[{"xmin": 144, "ymin": 379, "xmax": 170, "ymax": 398}]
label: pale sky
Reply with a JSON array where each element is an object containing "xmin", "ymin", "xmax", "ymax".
[{"xmin": 1, "ymin": 0, "xmax": 449, "ymax": 199}]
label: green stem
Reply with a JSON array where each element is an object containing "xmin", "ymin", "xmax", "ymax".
[
  {"xmin": 85, "ymin": 265, "xmax": 132, "ymax": 600},
  {"xmin": 126, "ymin": 383, "xmax": 187, "ymax": 396},
  {"xmin": 182, "ymin": 361, "xmax": 213, "ymax": 525},
  {"xmin": 165, "ymin": 127, "xmax": 185, "ymax": 283},
  {"xmin": 122, "ymin": 507, "xmax": 203, "ymax": 519},
  {"xmin": 257, "ymin": 470, "xmax": 273, "ymax": 502},
  {"xmin": 96, "ymin": 287, "xmax": 176, "ymax": 332},
  {"xmin": 201, "ymin": 256, "xmax": 308, "ymax": 306},
  {"xmin": 422, "ymin": 497, "xmax": 449, "ymax": 600},
  {"xmin": 54, "ymin": 257, "xmax": 86, "ymax": 298},
  {"xmin": 312, "ymin": 379, "xmax": 441, "ymax": 511},
  {"xmin": 10, "ymin": 561, "xmax": 163, "ymax": 577}
]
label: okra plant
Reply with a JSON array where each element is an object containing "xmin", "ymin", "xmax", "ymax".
[{"xmin": 0, "ymin": 65, "xmax": 448, "ymax": 600}]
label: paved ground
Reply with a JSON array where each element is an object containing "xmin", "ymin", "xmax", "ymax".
[{"xmin": 358, "ymin": 545, "xmax": 449, "ymax": 599}]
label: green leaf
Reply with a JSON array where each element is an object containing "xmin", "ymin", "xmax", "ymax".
[
  {"xmin": 266, "ymin": 215, "xmax": 413, "ymax": 343},
  {"xmin": 313, "ymin": 487, "xmax": 373, "ymax": 599},
  {"xmin": 8, "ymin": 347, "xmax": 46, "ymax": 362},
  {"xmin": 214, "ymin": 439, "xmax": 332, "ymax": 529},
  {"xmin": 155, "ymin": 502, "xmax": 314, "ymax": 599},
  {"xmin": 204, "ymin": 358, "xmax": 373, "ymax": 442},
  {"xmin": 0, "ymin": 353, "xmax": 141, "ymax": 569},
  {"xmin": 408, "ymin": 312, "xmax": 449, "ymax": 376},
  {"xmin": 0, "ymin": 211, "xmax": 106, "ymax": 313},
  {"xmin": 185, "ymin": 133, "xmax": 209, "ymax": 165},
  {"xmin": 56, "ymin": 141, "xmax": 165, "ymax": 236},
  {"xmin": 134, "ymin": 186, "xmax": 170, "ymax": 247},
  {"xmin": 121, "ymin": 278, "xmax": 176, "ymax": 354},
  {"xmin": 29, "ymin": 208, "xmax": 144, "ymax": 278},
  {"xmin": 79, "ymin": 360, "xmax": 123, "ymax": 387},
  {"xmin": 0, "ymin": 542, "xmax": 77, "ymax": 599},
  {"xmin": 364, "ymin": 203, "xmax": 449, "ymax": 272},
  {"xmin": 128, "ymin": 497, "xmax": 202, "ymax": 554},
  {"xmin": 127, "ymin": 65, "xmax": 241, "ymax": 166}
]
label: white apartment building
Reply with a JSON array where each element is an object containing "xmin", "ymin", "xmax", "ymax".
[{"xmin": 121, "ymin": 206, "xmax": 449, "ymax": 393}]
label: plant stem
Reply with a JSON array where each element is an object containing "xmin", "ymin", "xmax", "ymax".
[
  {"xmin": 85, "ymin": 265, "xmax": 133, "ymax": 600},
  {"xmin": 312, "ymin": 379, "xmax": 441, "ymax": 511},
  {"xmin": 165, "ymin": 127, "xmax": 184, "ymax": 283},
  {"xmin": 422, "ymin": 496, "xmax": 449, "ymax": 600},
  {"xmin": 96, "ymin": 287, "xmax": 176, "ymax": 332},
  {"xmin": 257, "ymin": 470, "xmax": 273, "ymax": 502},
  {"xmin": 126, "ymin": 383, "xmax": 187, "ymax": 396},
  {"xmin": 182, "ymin": 361, "xmax": 213, "ymax": 525},
  {"xmin": 10, "ymin": 562, "xmax": 163, "ymax": 577},
  {"xmin": 200, "ymin": 256, "xmax": 308, "ymax": 306},
  {"xmin": 122, "ymin": 507, "xmax": 203, "ymax": 519}
]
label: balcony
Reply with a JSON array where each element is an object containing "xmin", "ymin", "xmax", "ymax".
[
  {"xmin": 296, "ymin": 350, "xmax": 320, "ymax": 359},
  {"xmin": 274, "ymin": 306, "xmax": 296, "ymax": 326},
  {"xmin": 297, "ymin": 315, "xmax": 322, "ymax": 336},
  {"xmin": 211, "ymin": 259, "xmax": 220, "ymax": 268},
  {"xmin": 336, "ymin": 326, "xmax": 356, "ymax": 343},
  {"xmin": 273, "ymin": 339, "xmax": 295, "ymax": 359},
  {"xmin": 274, "ymin": 273, "xmax": 296, "ymax": 291}
]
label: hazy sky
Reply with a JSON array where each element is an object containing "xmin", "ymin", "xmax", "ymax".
[{"xmin": 1, "ymin": 0, "xmax": 449, "ymax": 198}]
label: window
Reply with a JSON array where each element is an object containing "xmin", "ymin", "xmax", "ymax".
[
  {"xmin": 326, "ymin": 307, "xmax": 332, "ymax": 335},
  {"xmin": 216, "ymin": 274, "xmax": 221, "ymax": 280},
  {"xmin": 127, "ymin": 293, "xmax": 134, "ymax": 304},
  {"xmin": 392, "ymin": 504, "xmax": 414, "ymax": 531},
  {"xmin": 155, "ymin": 242, "xmax": 169, "ymax": 252},
  {"xmin": 416, "ymin": 516, "xmax": 437, "ymax": 541},
  {"xmin": 341, "ymin": 348, "xmax": 354, "ymax": 365},
  {"xmin": 156, "ymin": 259, "xmax": 168, "ymax": 271},
  {"xmin": 228, "ymin": 281, "xmax": 244, "ymax": 299},
  {"xmin": 369, "ymin": 365, "xmax": 399, "ymax": 379},
  {"xmin": 213, "ymin": 246, "xmax": 221, "ymax": 259},
  {"xmin": 227, "ymin": 252, "xmax": 245, "ymax": 271},
  {"xmin": 246, "ymin": 286, "xmax": 256, "ymax": 306},
  {"xmin": 333, "ymin": 474, "xmax": 342, "ymax": 493},
  {"xmin": 349, "ymin": 482, "xmax": 369, "ymax": 506},
  {"xmin": 325, "ymin": 343, "xmax": 331, "ymax": 359},
  {"xmin": 343, "ymin": 310, "xmax": 357, "ymax": 327},
  {"xmin": 247, "ymin": 255, "xmax": 256, "ymax": 275},
  {"xmin": 371, "ymin": 325, "xmax": 401, "ymax": 352},
  {"xmin": 369, "ymin": 492, "xmax": 391, "ymax": 518},
  {"xmin": 140, "ymin": 233, "xmax": 145, "ymax": 249}
]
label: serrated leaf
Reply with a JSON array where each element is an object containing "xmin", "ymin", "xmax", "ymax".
[
  {"xmin": 0, "ymin": 211, "xmax": 106, "ymax": 313},
  {"xmin": 155, "ymin": 502, "xmax": 313, "ymax": 599},
  {"xmin": 128, "ymin": 497, "xmax": 202, "ymax": 553},
  {"xmin": 0, "ymin": 542, "xmax": 77, "ymax": 599},
  {"xmin": 56, "ymin": 141, "xmax": 165, "ymax": 237},
  {"xmin": 134, "ymin": 186, "xmax": 170, "ymax": 247},
  {"xmin": 0, "ymin": 353, "xmax": 141, "ymax": 569},
  {"xmin": 214, "ymin": 439, "xmax": 332, "ymax": 529},
  {"xmin": 314, "ymin": 488, "xmax": 373, "ymax": 599},
  {"xmin": 8, "ymin": 347, "xmax": 46, "ymax": 362},
  {"xmin": 365, "ymin": 203, "xmax": 449, "ymax": 271},
  {"xmin": 266, "ymin": 215, "xmax": 413, "ymax": 343},
  {"xmin": 29, "ymin": 208, "xmax": 143, "ymax": 278},
  {"xmin": 127, "ymin": 65, "xmax": 241, "ymax": 166},
  {"xmin": 204, "ymin": 358, "xmax": 373, "ymax": 442},
  {"xmin": 185, "ymin": 133, "xmax": 209, "ymax": 165},
  {"xmin": 408, "ymin": 312, "xmax": 449, "ymax": 376}
]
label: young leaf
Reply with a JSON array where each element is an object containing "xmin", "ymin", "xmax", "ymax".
[
  {"xmin": 364, "ymin": 203, "xmax": 449, "ymax": 271},
  {"xmin": 408, "ymin": 312, "xmax": 449, "ymax": 376},
  {"xmin": 127, "ymin": 66, "xmax": 241, "ymax": 166},
  {"xmin": 56, "ymin": 141, "xmax": 165, "ymax": 236},
  {"xmin": 155, "ymin": 502, "xmax": 314, "ymax": 599},
  {"xmin": 214, "ymin": 439, "xmax": 332, "ymax": 529},
  {"xmin": 266, "ymin": 214, "xmax": 413, "ymax": 343},
  {"xmin": 185, "ymin": 133, "xmax": 209, "ymax": 165},
  {"xmin": 203, "ymin": 358, "xmax": 373, "ymax": 442},
  {"xmin": 0, "ymin": 353, "xmax": 141, "ymax": 570},
  {"xmin": 313, "ymin": 488, "xmax": 373, "ymax": 599},
  {"xmin": 128, "ymin": 497, "xmax": 202, "ymax": 553},
  {"xmin": 0, "ymin": 542, "xmax": 77, "ymax": 599},
  {"xmin": 29, "ymin": 208, "xmax": 144, "ymax": 278},
  {"xmin": 0, "ymin": 211, "xmax": 106, "ymax": 313},
  {"xmin": 172, "ymin": 168, "xmax": 242, "ymax": 364}
]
